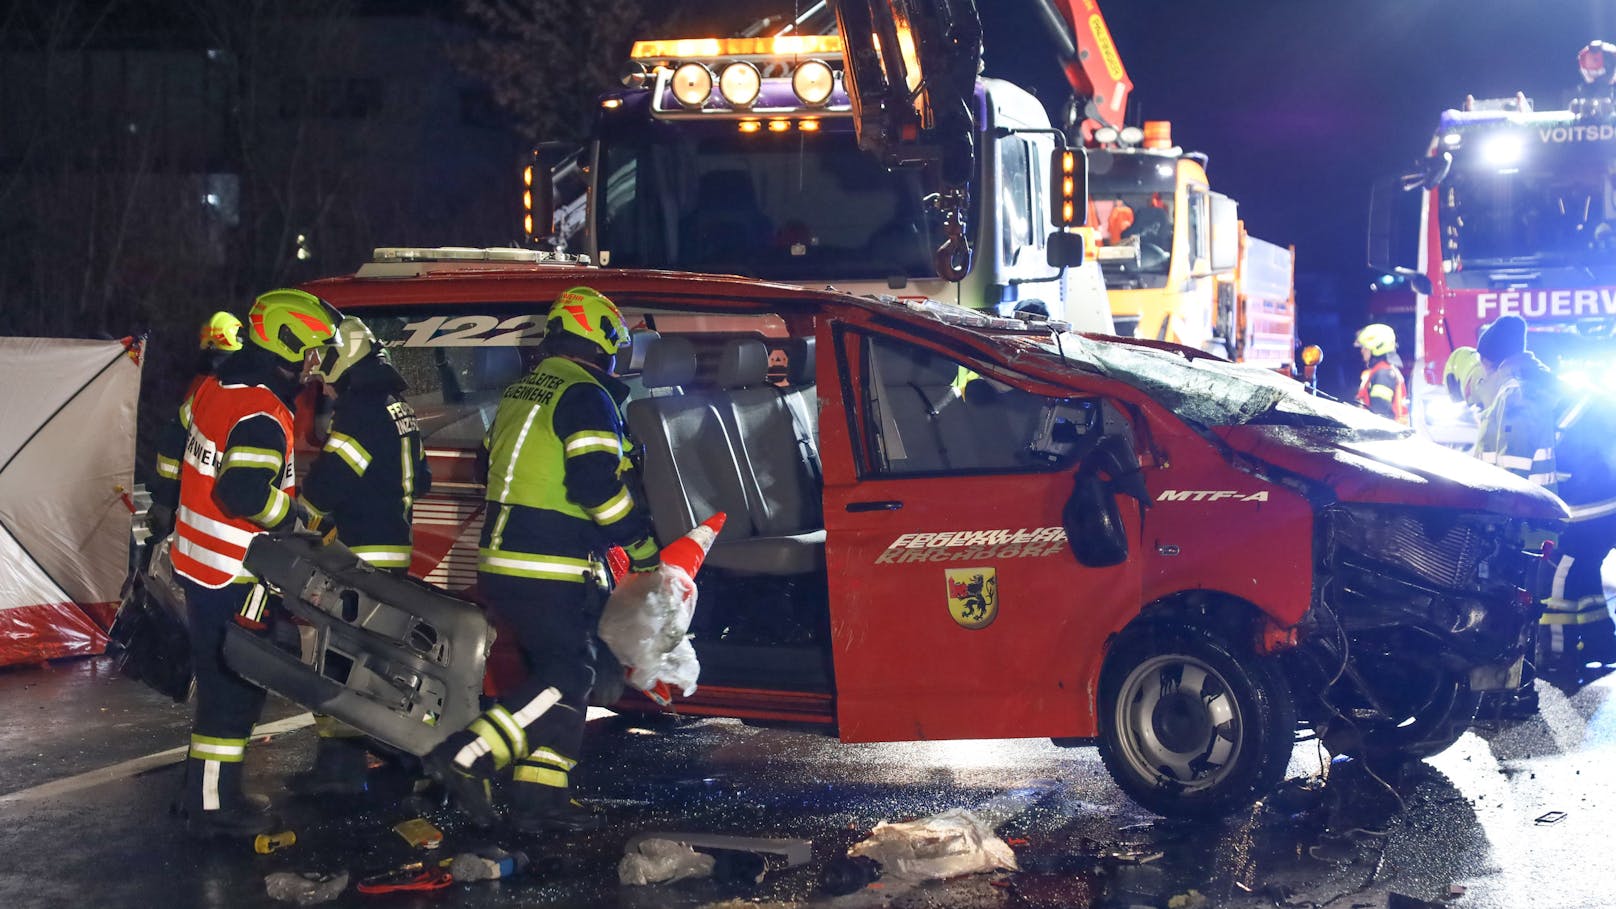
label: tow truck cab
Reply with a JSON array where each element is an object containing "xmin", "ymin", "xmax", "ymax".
[
  {"xmin": 552, "ymin": 35, "xmax": 1112, "ymax": 330},
  {"xmin": 298, "ymin": 248, "xmax": 1562, "ymax": 817}
]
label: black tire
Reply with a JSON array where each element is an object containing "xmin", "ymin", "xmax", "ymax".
[
  {"xmin": 1098, "ymin": 622, "xmax": 1296, "ymax": 818},
  {"xmin": 1323, "ymin": 674, "xmax": 1479, "ymax": 764}
]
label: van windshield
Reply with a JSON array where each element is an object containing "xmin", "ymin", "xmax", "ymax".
[{"xmin": 1023, "ymin": 335, "xmax": 1404, "ymax": 432}]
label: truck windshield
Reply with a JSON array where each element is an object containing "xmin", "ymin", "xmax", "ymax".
[
  {"xmin": 1088, "ymin": 151, "xmax": 1176, "ymax": 290},
  {"xmin": 596, "ymin": 124, "xmax": 941, "ymax": 281},
  {"xmin": 1442, "ymin": 132, "xmax": 1616, "ymax": 272}
]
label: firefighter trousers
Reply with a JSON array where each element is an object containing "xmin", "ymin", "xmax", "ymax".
[
  {"xmin": 478, "ymin": 572, "xmax": 599, "ymax": 805},
  {"xmin": 180, "ymin": 579, "xmax": 269, "ymax": 812},
  {"xmin": 1543, "ymin": 516, "xmax": 1616, "ymax": 663}
]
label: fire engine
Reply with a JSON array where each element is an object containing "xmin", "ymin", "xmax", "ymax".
[
  {"xmin": 1371, "ymin": 42, "xmax": 1616, "ymax": 445},
  {"xmin": 197, "ymin": 244, "xmax": 1564, "ymax": 819}
]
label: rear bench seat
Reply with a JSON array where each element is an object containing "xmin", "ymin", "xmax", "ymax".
[{"xmin": 625, "ymin": 336, "xmax": 825, "ymax": 576}]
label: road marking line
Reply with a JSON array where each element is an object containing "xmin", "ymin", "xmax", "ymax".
[{"xmin": 0, "ymin": 713, "xmax": 316, "ymax": 804}]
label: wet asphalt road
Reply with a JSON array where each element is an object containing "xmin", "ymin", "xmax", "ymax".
[{"xmin": 1, "ymin": 657, "xmax": 1613, "ymax": 909}]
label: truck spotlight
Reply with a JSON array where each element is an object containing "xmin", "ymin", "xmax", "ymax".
[
  {"xmin": 1119, "ymin": 125, "xmax": 1144, "ymax": 146},
  {"xmin": 1441, "ymin": 131, "xmax": 1462, "ymax": 148},
  {"xmin": 671, "ymin": 62, "xmax": 713, "ymax": 109},
  {"xmin": 1481, "ymin": 133, "xmax": 1523, "ymax": 167},
  {"xmin": 620, "ymin": 60, "xmax": 649, "ymax": 89},
  {"xmin": 1094, "ymin": 126, "xmax": 1119, "ymax": 145},
  {"xmin": 792, "ymin": 59, "xmax": 835, "ymax": 106},
  {"xmin": 719, "ymin": 61, "xmax": 761, "ymax": 108}
]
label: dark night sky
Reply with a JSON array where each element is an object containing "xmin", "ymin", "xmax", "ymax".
[{"xmin": 978, "ymin": 0, "xmax": 1616, "ymax": 319}]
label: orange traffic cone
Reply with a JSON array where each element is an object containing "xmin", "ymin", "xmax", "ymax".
[{"xmin": 658, "ymin": 513, "xmax": 725, "ymax": 578}]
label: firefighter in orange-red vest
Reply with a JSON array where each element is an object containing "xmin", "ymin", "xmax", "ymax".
[
  {"xmin": 155, "ymin": 289, "xmax": 339, "ymax": 839},
  {"xmin": 1354, "ymin": 323, "xmax": 1409, "ymax": 424}
]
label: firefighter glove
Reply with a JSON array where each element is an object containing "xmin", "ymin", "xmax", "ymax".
[
  {"xmin": 625, "ymin": 535, "xmax": 661, "ymax": 573},
  {"xmin": 234, "ymin": 584, "xmax": 273, "ymax": 633}
]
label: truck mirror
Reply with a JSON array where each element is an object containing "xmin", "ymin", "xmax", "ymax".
[
  {"xmin": 1208, "ymin": 193, "xmax": 1239, "ymax": 273},
  {"xmin": 525, "ymin": 142, "xmax": 581, "ymax": 249},
  {"xmin": 1400, "ymin": 152, "xmax": 1451, "ymax": 192},
  {"xmin": 1047, "ymin": 230, "xmax": 1085, "ymax": 268},
  {"xmin": 1367, "ymin": 175, "xmax": 1426, "ymax": 283},
  {"xmin": 1049, "ymin": 147, "xmax": 1088, "ymax": 230}
]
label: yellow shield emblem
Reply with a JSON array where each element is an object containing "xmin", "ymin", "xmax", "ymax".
[{"xmin": 945, "ymin": 567, "xmax": 998, "ymax": 630}]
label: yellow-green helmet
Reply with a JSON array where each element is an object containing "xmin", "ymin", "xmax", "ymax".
[
  {"xmin": 309, "ymin": 316, "xmax": 379, "ymax": 385},
  {"xmin": 200, "ymin": 311, "xmax": 243, "ymax": 352},
  {"xmin": 1355, "ymin": 323, "xmax": 1397, "ymax": 357},
  {"xmin": 1444, "ymin": 346, "xmax": 1484, "ymax": 405},
  {"xmin": 247, "ymin": 289, "xmax": 339, "ymax": 363},
  {"xmin": 547, "ymin": 286, "xmax": 627, "ymax": 356}
]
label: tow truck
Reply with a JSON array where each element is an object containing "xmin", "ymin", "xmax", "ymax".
[
  {"xmin": 1371, "ymin": 43, "xmax": 1616, "ymax": 446},
  {"xmin": 1024, "ymin": 1, "xmax": 1297, "ymax": 365},
  {"xmin": 208, "ymin": 244, "xmax": 1561, "ymax": 819},
  {"xmin": 526, "ymin": 2, "xmax": 1113, "ymax": 329}
]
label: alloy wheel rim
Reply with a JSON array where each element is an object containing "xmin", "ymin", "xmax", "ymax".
[{"xmin": 1114, "ymin": 653, "xmax": 1244, "ymax": 791}]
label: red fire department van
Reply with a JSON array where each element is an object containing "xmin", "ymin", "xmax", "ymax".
[{"xmin": 282, "ymin": 247, "xmax": 1562, "ymax": 817}]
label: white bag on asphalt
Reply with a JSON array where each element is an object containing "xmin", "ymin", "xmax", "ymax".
[{"xmin": 847, "ymin": 808, "xmax": 1019, "ymax": 881}]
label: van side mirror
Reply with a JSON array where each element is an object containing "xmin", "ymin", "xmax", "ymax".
[{"xmin": 1062, "ymin": 433, "xmax": 1148, "ymax": 568}]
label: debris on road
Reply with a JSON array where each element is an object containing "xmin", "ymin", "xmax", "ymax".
[
  {"xmin": 254, "ymin": 830, "xmax": 297, "ymax": 854},
  {"xmin": 818, "ymin": 855, "xmax": 882, "ymax": 896},
  {"xmin": 356, "ymin": 862, "xmax": 452, "ymax": 894},
  {"xmin": 264, "ymin": 870, "xmax": 348, "ymax": 904},
  {"xmin": 1534, "ymin": 810, "xmax": 1567, "ymax": 825},
  {"xmin": 1167, "ymin": 889, "xmax": 1208, "ymax": 909},
  {"xmin": 846, "ymin": 808, "xmax": 1018, "ymax": 881},
  {"xmin": 625, "ymin": 831, "xmax": 812, "ymax": 867},
  {"xmin": 619, "ymin": 838, "xmax": 716, "ymax": 886},
  {"xmin": 448, "ymin": 847, "xmax": 529, "ymax": 882},
  {"xmin": 392, "ymin": 817, "xmax": 442, "ymax": 849}
]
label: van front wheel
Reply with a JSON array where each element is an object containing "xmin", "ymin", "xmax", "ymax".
[{"xmin": 1098, "ymin": 623, "xmax": 1295, "ymax": 818}]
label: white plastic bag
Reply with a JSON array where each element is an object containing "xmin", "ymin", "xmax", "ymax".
[
  {"xmin": 598, "ymin": 514, "xmax": 723, "ymax": 703},
  {"xmin": 598, "ymin": 564, "xmax": 700, "ymax": 701},
  {"xmin": 847, "ymin": 808, "xmax": 1018, "ymax": 881},
  {"xmin": 618, "ymin": 837, "xmax": 716, "ymax": 886}
]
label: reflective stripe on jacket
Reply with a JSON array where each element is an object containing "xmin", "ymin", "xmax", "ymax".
[{"xmin": 171, "ymin": 377, "xmax": 295, "ymax": 588}]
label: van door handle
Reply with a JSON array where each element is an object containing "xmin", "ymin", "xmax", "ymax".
[{"xmin": 846, "ymin": 500, "xmax": 903, "ymax": 512}]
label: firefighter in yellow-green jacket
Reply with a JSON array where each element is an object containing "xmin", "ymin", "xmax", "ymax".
[{"xmin": 425, "ymin": 286, "xmax": 659, "ymax": 835}]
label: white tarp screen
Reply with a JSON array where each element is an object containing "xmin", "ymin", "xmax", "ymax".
[{"xmin": 0, "ymin": 338, "xmax": 141, "ymax": 664}]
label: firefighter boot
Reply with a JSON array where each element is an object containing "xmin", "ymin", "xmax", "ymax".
[
  {"xmin": 506, "ymin": 752, "xmax": 602, "ymax": 835},
  {"xmin": 288, "ymin": 735, "xmax": 370, "ymax": 796},
  {"xmin": 422, "ymin": 731, "xmax": 501, "ymax": 828},
  {"xmin": 182, "ymin": 748, "xmax": 278, "ymax": 840}
]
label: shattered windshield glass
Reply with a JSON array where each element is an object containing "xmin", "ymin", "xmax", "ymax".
[{"xmin": 1018, "ymin": 334, "xmax": 1409, "ymax": 432}]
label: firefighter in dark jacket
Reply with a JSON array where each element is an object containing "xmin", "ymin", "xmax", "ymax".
[
  {"xmin": 425, "ymin": 286, "xmax": 659, "ymax": 835},
  {"xmin": 1354, "ymin": 323, "xmax": 1409, "ymax": 424},
  {"xmin": 151, "ymin": 311, "xmax": 245, "ymax": 535},
  {"xmin": 290, "ymin": 316, "xmax": 431, "ymax": 794},
  {"xmin": 1543, "ymin": 390, "xmax": 1616, "ymax": 666},
  {"xmin": 157, "ymin": 289, "xmax": 339, "ymax": 838}
]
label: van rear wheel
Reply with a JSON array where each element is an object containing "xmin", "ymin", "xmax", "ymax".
[{"xmin": 1098, "ymin": 622, "xmax": 1295, "ymax": 818}]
